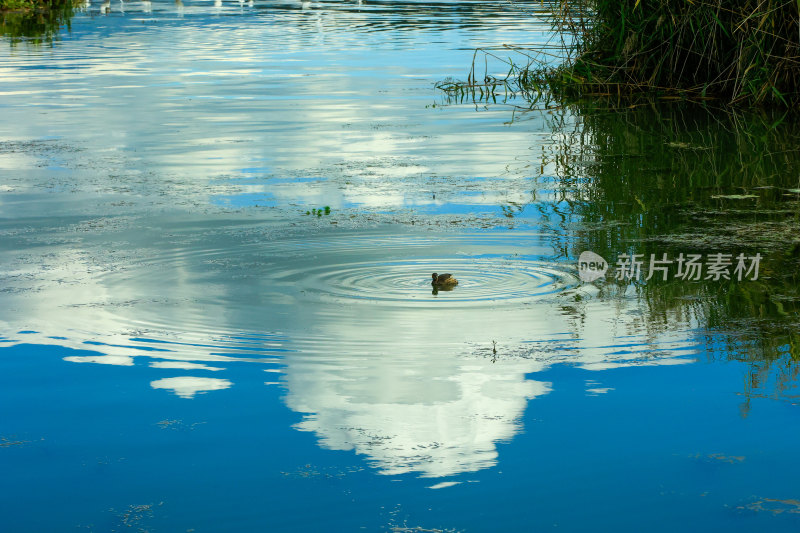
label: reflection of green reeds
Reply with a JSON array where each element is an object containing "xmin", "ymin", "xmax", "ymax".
[
  {"xmin": 553, "ymin": 103, "xmax": 800, "ymax": 380},
  {"xmin": 1, "ymin": 0, "xmax": 74, "ymax": 45},
  {"xmin": 549, "ymin": 103, "xmax": 800, "ymax": 252},
  {"xmin": 440, "ymin": 1, "xmax": 800, "ymax": 108}
]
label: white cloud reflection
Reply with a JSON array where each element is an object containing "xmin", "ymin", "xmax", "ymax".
[
  {"xmin": 0, "ymin": 3, "xmax": 700, "ymax": 479},
  {"xmin": 63, "ymin": 354, "xmax": 134, "ymax": 366},
  {"xmin": 286, "ymin": 354, "xmax": 551, "ymax": 477},
  {"xmin": 150, "ymin": 361, "xmax": 225, "ymax": 371},
  {"xmin": 0, "ymin": 232, "xmax": 699, "ymax": 477},
  {"xmin": 150, "ymin": 376, "xmax": 233, "ymax": 398}
]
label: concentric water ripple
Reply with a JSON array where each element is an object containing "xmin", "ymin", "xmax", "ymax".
[
  {"xmin": 0, "ymin": 227, "xmax": 587, "ymax": 364},
  {"xmin": 85, "ymin": 229, "xmax": 580, "ymax": 308},
  {"xmin": 275, "ymin": 257, "xmax": 578, "ymax": 305}
]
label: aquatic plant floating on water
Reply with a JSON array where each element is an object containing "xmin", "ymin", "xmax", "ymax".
[{"xmin": 306, "ymin": 206, "xmax": 333, "ymax": 217}]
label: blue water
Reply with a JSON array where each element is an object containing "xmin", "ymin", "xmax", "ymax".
[
  {"xmin": 1, "ymin": 1, "xmax": 799, "ymax": 531},
  {"xmin": 3, "ymin": 341, "xmax": 800, "ymax": 531}
]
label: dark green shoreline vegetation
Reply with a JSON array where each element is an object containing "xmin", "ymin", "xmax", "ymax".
[
  {"xmin": 1, "ymin": 0, "xmax": 74, "ymax": 44},
  {"xmin": 439, "ymin": 0, "xmax": 800, "ymax": 108}
]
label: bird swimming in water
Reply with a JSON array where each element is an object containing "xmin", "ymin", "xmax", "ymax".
[{"xmin": 431, "ymin": 272, "xmax": 458, "ymax": 287}]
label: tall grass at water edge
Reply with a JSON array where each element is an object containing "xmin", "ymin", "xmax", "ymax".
[{"xmin": 439, "ymin": 0, "xmax": 800, "ymax": 108}]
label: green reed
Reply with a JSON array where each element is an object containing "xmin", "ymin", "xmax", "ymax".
[{"xmin": 439, "ymin": 1, "xmax": 800, "ymax": 108}]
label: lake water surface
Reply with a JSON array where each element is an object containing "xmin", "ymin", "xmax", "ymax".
[{"xmin": 2, "ymin": 1, "xmax": 800, "ymax": 531}]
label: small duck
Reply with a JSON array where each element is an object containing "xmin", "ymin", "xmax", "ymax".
[{"xmin": 431, "ymin": 272, "xmax": 458, "ymax": 287}]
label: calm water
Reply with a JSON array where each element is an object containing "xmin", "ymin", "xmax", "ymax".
[{"xmin": 2, "ymin": 1, "xmax": 800, "ymax": 531}]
